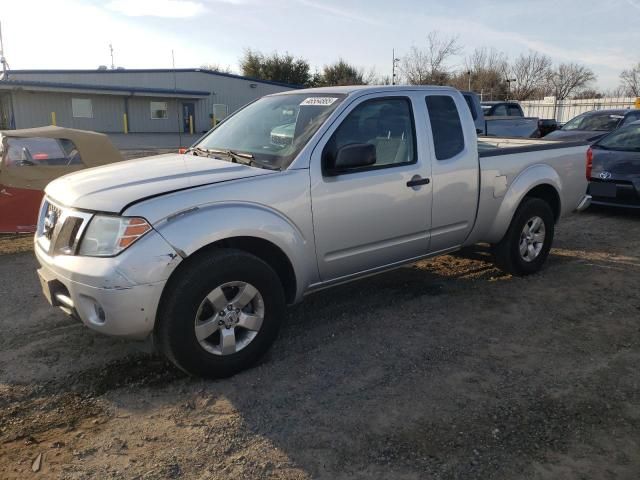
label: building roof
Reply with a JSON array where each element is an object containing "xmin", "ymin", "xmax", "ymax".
[
  {"xmin": 0, "ymin": 78, "xmax": 210, "ymax": 98},
  {"xmin": 7, "ymin": 68, "xmax": 302, "ymax": 89}
]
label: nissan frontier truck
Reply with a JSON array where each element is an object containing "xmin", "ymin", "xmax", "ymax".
[{"xmin": 34, "ymin": 86, "xmax": 591, "ymax": 377}]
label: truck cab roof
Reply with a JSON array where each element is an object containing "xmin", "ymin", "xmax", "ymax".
[{"xmin": 272, "ymin": 85, "xmax": 458, "ymax": 97}]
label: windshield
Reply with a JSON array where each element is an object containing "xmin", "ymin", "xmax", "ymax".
[
  {"xmin": 195, "ymin": 93, "xmax": 346, "ymax": 169},
  {"xmin": 562, "ymin": 112, "xmax": 624, "ymax": 132},
  {"xmin": 596, "ymin": 124, "xmax": 640, "ymax": 151}
]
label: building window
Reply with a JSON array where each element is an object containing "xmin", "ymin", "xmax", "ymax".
[
  {"xmin": 72, "ymin": 98, "xmax": 93, "ymax": 118},
  {"xmin": 150, "ymin": 101, "xmax": 168, "ymax": 119}
]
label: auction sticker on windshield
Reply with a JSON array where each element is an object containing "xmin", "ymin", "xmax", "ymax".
[{"xmin": 300, "ymin": 97, "xmax": 338, "ymax": 106}]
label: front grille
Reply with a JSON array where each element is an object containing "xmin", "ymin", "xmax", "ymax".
[
  {"xmin": 43, "ymin": 202, "xmax": 61, "ymax": 240},
  {"xmin": 54, "ymin": 216, "xmax": 84, "ymax": 255},
  {"xmin": 37, "ymin": 198, "xmax": 93, "ymax": 256}
]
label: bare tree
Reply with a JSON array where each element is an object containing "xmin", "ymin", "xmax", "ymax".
[
  {"xmin": 401, "ymin": 31, "xmax": 462, "ymax": 85},
  {"xmin": 546, "ymin": 63, "xmax": 596, "ymax": 100},
  {"xmin": 460, "ymin": 47, "xmax": 508, "ymax": 97},
  {"xmin": 507, "ymin": 51, "xmax": 552, "ymax": 100},
  {"xmin": 620, "ymin": 63, "xmax": 640, "ymax": 96}
]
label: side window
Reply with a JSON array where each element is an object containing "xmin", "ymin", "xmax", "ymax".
[
  {"xmin": 425, "ymin": 95, "xmax": 465, "ymax": 161},
  {"xmin": 508, "ymin": 105, "xmax": 523, "ymax": 116},
  {"xmin": 3, "ymin": 137, "xmax": 84, "ymax": 167},
  {"xmin": 622, "ymin": 112, "xmax": 640, "ymax": 125},
  {"xmin": 463, "ymin": 94, "xmax": 478, "ymax": 120},
  {"xmin": 324, "ymin": 97, "xmax": 416, "ymax": 172},
  {"xmin": 493, "ymin": 104, "xmax": 508, "ymax": 116}
]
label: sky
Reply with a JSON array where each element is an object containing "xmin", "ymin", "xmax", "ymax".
[{"xmin": 0, "ymin": 0, "xmax": 639, "ymax": 90}]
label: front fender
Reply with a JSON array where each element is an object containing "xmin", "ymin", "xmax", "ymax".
[
  {"xmin": 485, "ymin": 164, "xmax": 561, "ymax": 244},
  {"xmin": 153, "ymin": 201, "xmax": 314, "ymax": 301}
]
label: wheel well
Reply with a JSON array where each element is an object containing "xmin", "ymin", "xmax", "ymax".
[
  {"xmin": 178, "ymin": 237, "xmax": 297, "ymax": 304},
  {"xmin": 524, "ymin": 184, "xmax": 561, "ymax": 222}
]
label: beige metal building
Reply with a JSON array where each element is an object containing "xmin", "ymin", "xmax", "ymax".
[{"xmin": 0, "ymin": 69, "xmax": 297, "ymax": 133}]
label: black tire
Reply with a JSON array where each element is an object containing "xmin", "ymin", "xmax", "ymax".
[
  {"xmin": 155, "ymin": 248, "xmax": 286, "ymax": 378},
  {"xmin": 494, "ymin": 197, "xmax": 555, "ymax": 276}
]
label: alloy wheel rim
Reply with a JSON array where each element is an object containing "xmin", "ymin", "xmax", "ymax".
[
  {"xmin": 194, "ymin": 281, "xmax": 265, "ymax": 356},
  {"xmin": 519, "ymin": 216, "xmax": 545, "ymax": 262}
]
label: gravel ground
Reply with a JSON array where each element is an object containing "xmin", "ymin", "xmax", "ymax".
[{"xmin": 1, "ymin": 207, "xmax": 639, "ymax": 479}]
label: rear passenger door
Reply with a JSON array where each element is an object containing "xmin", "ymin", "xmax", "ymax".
[
  {"xmin": 424, "ymin": 93, "xmax": 479, "ymax": 252},
  {"xmin": 310, "ymin": 94, "xmax": 432, "ymax": 282}
]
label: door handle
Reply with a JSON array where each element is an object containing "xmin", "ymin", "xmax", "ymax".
[{"xmin": 406, "ymin": 176, "xmax": 430, "ymax": 188}]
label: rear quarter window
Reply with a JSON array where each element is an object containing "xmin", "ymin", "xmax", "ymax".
[
  {"xmin": 425, "ymin": 95, "xmax": 465, "ymax": 161},
  {"xmin": 3, "ymin": 137, "xmax": 84, "ymax": 167},
  {"xmin": 463, "ymin": 95, "xmax": 478, "ymax": 120}
]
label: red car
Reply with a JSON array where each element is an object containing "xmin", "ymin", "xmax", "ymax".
[{"xmin": 0, "ymin": 126, "xmax": 123, "ymax": 233}]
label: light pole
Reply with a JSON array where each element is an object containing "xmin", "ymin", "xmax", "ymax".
[
  {"xmin": 506, "ymin": 78, "xmax": 516, "ymax": 101},
  {"xmin": 392, "ymin": 49, "xmax": 400, "ymax": 85},
  {"xmin": 467, "ymin": 70, "xmax": 471, "ymax": 91}
]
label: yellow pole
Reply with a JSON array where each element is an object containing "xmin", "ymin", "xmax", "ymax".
[
  {"xmin": 189, "ymin": 115, "xmax": 194, "ymax": 135},
  {"xmin": 51, "ymin": 111, "xmax": 56, "ymax": 126},
  {"xmin": 123, "ymin": 113, "xmax": 128, "ymax": 134}
]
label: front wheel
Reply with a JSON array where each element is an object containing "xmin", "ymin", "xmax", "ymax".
[
  {"xmin": 155, "ymin": 249, "xmax": 286, "ymax": 378},
  {"xmin": 494, "ymin": 197, "xmax": 555, "ymax": 276}
]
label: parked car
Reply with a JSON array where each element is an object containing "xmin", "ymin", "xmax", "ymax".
[
  {"xmin": 481, "ymin": 101, "xmax": 525, "ymax": 117},
  {"xmin": 586, "ymin": 120, "xmax": 640, "ymax": 208},
  {"xmin": 545, "ymin": 109, "xmax": 640, "ymax": 142},
  {"xmin": 0, "ymin": 126, "xmax": 123, "ymax": 233},
  {"xmin": 35, "ymin": 86, "xmax": 590, "ymax": 378},
  {"xmin": 463, "ymin": 93, "xmax": 557, "ymax": 138}
]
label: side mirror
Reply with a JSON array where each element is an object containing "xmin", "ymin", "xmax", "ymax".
[{"xmin": 327, "ymin": 143, "xmax": 376, "ymax": 175}]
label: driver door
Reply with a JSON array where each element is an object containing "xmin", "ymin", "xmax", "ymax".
[{"xmin": 309, "ymin": 93, "xmax": 432, "ymax": 282}]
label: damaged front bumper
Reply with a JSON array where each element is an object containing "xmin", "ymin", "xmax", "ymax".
[{"xmin": 35, "ymin": 230, "xmax": 182, "ymax": 339}]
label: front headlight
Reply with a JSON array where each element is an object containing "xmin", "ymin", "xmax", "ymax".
[{"xmin": 78, "ymin": 215, "xmax": 152, "ymax": 257}]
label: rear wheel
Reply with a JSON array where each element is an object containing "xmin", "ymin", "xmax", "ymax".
[
  {"xmin": 494, "ymin": 197, "xmax": 554, "ymax": 276},
  {"xmin": 155, "ymin": 249, "xmax": 286, "ymax": 378}
]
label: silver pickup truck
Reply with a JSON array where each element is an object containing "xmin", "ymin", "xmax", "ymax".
[{"xmin": 35, "ymin": 86, "xmax": 591, "ymax": 377}]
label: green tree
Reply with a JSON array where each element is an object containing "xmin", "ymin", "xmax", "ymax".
[
  {"xmin": 200, "ymin": 63, "xmax": 233, "ymax": 74},
  {"xmin": 319, "ymin": 59, "xmax": 367, "ymax": 86},
  {"xmin": 239, "ymin": 49, "xmax": 310, "ymax": 85}
]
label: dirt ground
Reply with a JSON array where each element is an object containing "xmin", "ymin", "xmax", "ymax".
[{"xmin": 1, "ymin": 207, "xmax": 639, "ymax": 480}]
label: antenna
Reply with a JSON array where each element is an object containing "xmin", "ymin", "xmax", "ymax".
[
  {"xmin": 0, "ymin": 21, "xmax": 10, "ymax": 80},
  {"xmin": 109, "ymin": 43, "xmax": 115, "ymax": 70}
]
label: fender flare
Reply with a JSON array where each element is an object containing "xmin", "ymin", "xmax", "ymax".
[
  {"xmin": 154, "ymin": 201, "xmax": 314, "ymax": 302},
  {"xmin": 486, "ymin": 164, "xmax": 562, "ymax": 244}
]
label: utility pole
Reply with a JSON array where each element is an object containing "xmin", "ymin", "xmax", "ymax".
[
  {"xmin": 0, "ymin": 21, "xmax": 10, "ymax": 80},
  {"xmin": 109, "ymin": 43, "xmax": 115, "ymax": 70},
  {"xmin": 392, "ymin": 49, "xmax": 400, "ymax": 85}
]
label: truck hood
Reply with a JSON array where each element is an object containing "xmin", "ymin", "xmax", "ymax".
[{"xmin": 45, "ymin": 153, "xmax": 277, "ymax": 212}]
